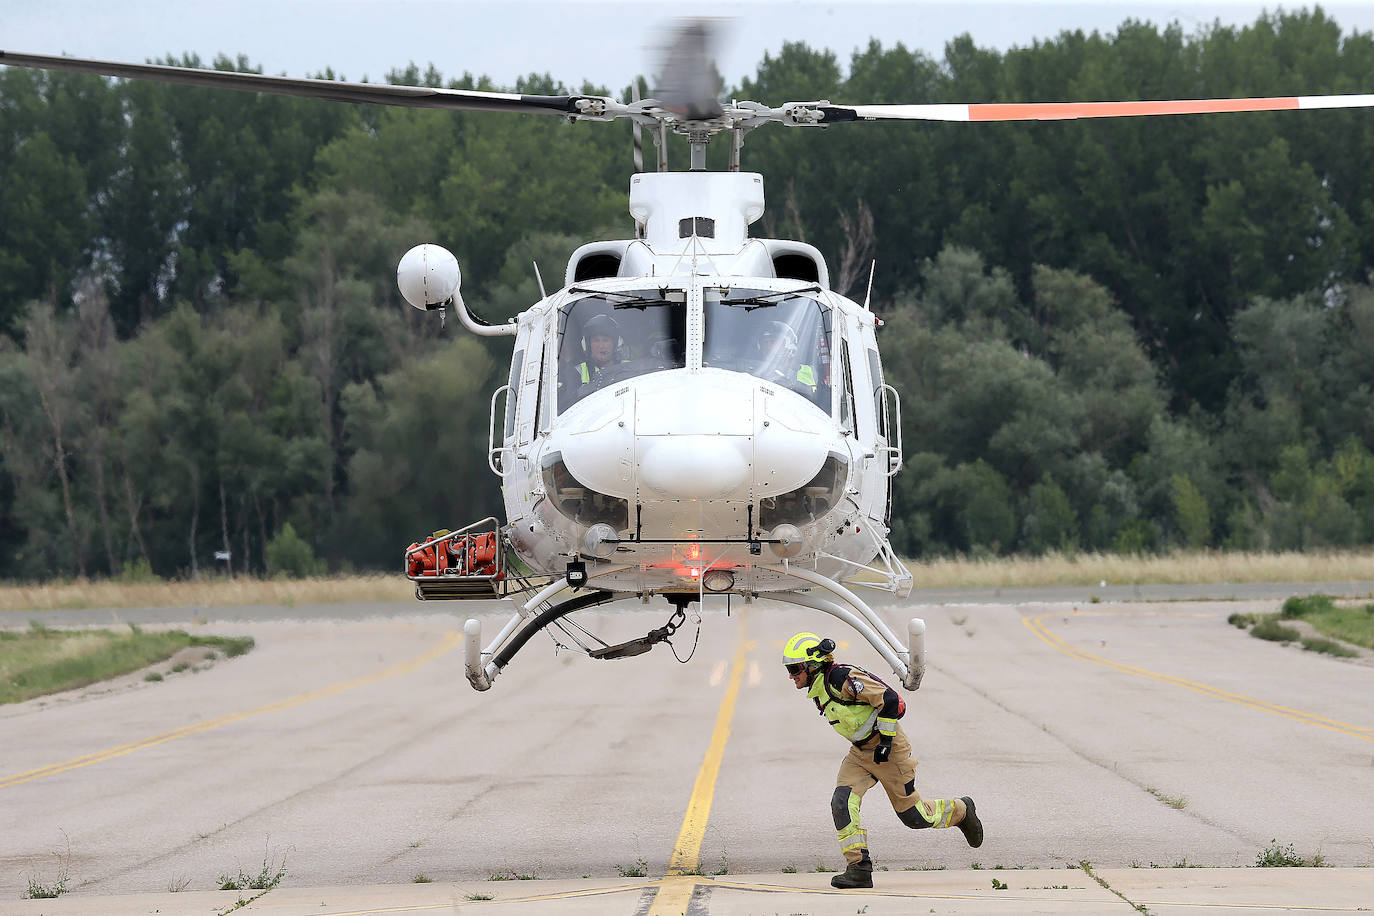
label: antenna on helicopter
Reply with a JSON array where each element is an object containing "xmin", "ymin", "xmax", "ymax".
[{"xmin": 532, "ymin": 261, "xmax": 548, "ymax": 299}]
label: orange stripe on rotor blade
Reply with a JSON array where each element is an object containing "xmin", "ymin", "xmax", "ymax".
[{"xmin": 968, "ymin": 97, "xmax": 1301, "ymax": 121}]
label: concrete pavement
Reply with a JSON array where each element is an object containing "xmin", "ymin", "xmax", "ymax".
[
  {"xmin": 3, "ymin": 593, "xmax": 1372, "ymax": 914},
  {"xmin": 2, "ymin": 868, "xmax": 1372, "ymax": 915}
]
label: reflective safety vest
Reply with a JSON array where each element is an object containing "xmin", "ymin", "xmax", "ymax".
[
  {"xmin": 807, "ymin": 667, "xmax": 879, "ymax": 744},
  {"xmin": 796, "ymin": 364, "xmax": 816, "ymax": 387},
  {"xmin": 577, "ymin": 359, "xmax": 627, "ymax": 384}
]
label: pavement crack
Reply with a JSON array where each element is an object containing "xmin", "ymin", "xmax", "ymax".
[
  {"xmin": 1080, "ymin": 860, "xmax": 1150, "ymax": 913},
  {"xmin": 935, "ymin": 661, "xmax": 1255, "ymax": 849}
]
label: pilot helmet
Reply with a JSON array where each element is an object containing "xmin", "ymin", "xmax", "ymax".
[
  {"xmin": 583, "ymin": 313, "xmax": 620, "ymax": 347},
  {"xmin": 759, "ymin": 320, "xmax": 799, "ymax": 358}
]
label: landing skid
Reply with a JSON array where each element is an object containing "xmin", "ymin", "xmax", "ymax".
[
  {"xmin": 463, "ymin": 580, "xmax": 632, "ymax": 690},
  {"xmin": 462, "ymin": 564, "xmax": 925, "ymax": 692},
  {"xmin": 759, "ymin": 561, "xmax": 925, "ymax": 690}
]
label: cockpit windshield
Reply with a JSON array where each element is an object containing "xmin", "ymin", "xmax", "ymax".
[
  {"xmin": 703, "ymin": 287, "xmax": 832, "ymax": 410},
  {"xmin": 557, "ymin": 288, "xmax": 687, "ymax": 412}
]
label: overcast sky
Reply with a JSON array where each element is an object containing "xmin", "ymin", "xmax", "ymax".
[{"xmin": 6, "ymin": 1, "xmax": 1373, "ymax": 96}]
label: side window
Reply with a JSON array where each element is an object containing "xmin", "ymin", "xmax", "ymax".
[
  {"xmin": 535, "ymin": 336, "xmax": 549, "ymax": 434},
  {"xmin": 839, "ymin": 343, "xmax": 856, "ymax": 435},
  {"xmin": 504, "ymin": 349, "xmax": 524, "ymax": 440},
  {"xmin": 867, "ymin": 348, "xmax": 885, "ymax": 439}
]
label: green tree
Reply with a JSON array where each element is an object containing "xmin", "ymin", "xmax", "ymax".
[
  {"xmin": 338, "ymin": 337, "xmax": 497, "ymax": 566},
  {"xmin": 1022, "ymin": 474, "xmax": 1078, "ymax": 554},
  {"xmin": 1170, "ymin": 473, "xmax": 1212, "ymax": 548},
  {"xmin": 266, "ymin": 522, "xmax": 325, "ymax": 578}
]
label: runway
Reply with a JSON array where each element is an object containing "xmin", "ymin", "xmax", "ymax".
[{"xmin": 2, "ymin": 591, "xmax": 1372, "ymax": 913}]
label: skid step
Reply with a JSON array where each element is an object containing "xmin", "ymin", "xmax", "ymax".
[{"xmin": 415, "ymin": 578, "xmax": 503, "ymax": 600}]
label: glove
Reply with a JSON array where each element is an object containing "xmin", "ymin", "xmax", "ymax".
[{"xmin": 873, "ymin": 736, "xmax": 893, "ymax": 764}]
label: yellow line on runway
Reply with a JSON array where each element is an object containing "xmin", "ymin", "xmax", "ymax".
[
  {"xmin": 0, "ymin": 631, "xmax": 464, "ymax": 790},
  {"xmin": 1024, "ymin": 613, "xmax": 1374, "ymax": 744},
  {"xmin": 643, "ymin": 615, "xmax": 750, "ymax": 914},
  {"xmin": 665, "ymin": 619, "xmax": 749, "ymax": 875}
]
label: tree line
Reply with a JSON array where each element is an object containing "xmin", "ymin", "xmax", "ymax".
[{"xmin": 1, "ymin": 8, "xmax": 1372, "ymax": 578}]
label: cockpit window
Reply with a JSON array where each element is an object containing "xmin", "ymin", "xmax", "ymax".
[
  {"xmin": 557, "ymin": 288, "xmax": 687, "ymax": 413},
  {"xmin": 703, "ymin": 288, "xmax": 832, "ymax": 411}
]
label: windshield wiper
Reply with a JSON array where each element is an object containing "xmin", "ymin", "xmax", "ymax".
[
  {"xmin": 568, "ymin": 287, "xmax": 685, "ymax": 310},
  {"xmin": 716, "ymin": 285, "xmax": 822, "ymax": 310}
]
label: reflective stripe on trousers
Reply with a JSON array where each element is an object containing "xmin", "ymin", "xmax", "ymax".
[{"xmin": 832, "ymin": 727, "xmax": 963, "ymax": 865}]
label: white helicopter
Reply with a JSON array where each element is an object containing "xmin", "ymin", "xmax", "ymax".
[{"xmin": 6, "ymin": 25, "xmax": 1372, "ymax": 692}]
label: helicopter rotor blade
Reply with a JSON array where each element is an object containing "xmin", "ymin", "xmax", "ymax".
[
  {"xmin": 654, "ymin": 18, "xmax": 724, "ymax": 122},
  {"xmin": 0, "ymin": 49, "xmax": 619, "ymax": 118},
  {"xmin": 808, "ymin": 93, "xmax": 1374, "ymax": 124}
]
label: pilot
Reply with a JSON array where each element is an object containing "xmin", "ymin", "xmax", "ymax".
[
  {"xmin": 573, "ymin": 314, "xmax": 622, "ymax": 389},
  {"xmin": 758, "ymin": 321, "xmax": 817, "ymax": 392},
  {"xmin": 782, "ymin": 632, "xmax": 983, "ymax": 889}
]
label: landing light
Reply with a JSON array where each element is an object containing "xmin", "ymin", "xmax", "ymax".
[{"xmin": 702, "ymin": 569, "xmax": 735, "ymax": 593}]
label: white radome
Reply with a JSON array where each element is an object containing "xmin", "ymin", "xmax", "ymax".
[{"xmin": 397, "ymin": 244, "xmax": 461, "ymax": 310}]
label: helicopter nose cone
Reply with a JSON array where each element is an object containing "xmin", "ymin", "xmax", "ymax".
[{"xmin": 639, "ymin": 436, "xmax": 749, "ymax": 499}]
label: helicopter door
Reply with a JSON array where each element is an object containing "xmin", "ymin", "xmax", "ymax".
[
  {"xmin": 850, "ymin": 320, "xmax": 893, "ymax": 526},
  {"xmin": 512, "ymin": 315, "xmax": 548, "ymax": 449},
  {"xmin": 867, "ymin": 346, "xmax": 894, "ymax": 525},
  {"xmin": 495, "ymin": 317, "xmax": 547, "ymax": 527}
]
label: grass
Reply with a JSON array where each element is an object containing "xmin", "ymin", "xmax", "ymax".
[
  {"xmin": 902, "ymin": 549, "xmax": 1374, "ymax": 589},
  {"xmin": 1255, "ymin": 840, "xmax": 1326, "ymax": 867},
  {"xmin": 23, "ymin": 832, "xmax": 70, "ymax": 901},
  {"xmin": 1300, "ymin": 636, "xmax": 1359, "ymax": 657},
  {"xmin": 615, "ymin": 858, "xmax": 648, "ymax": 878},
  {"xmin": 0, "ymin": 574, "xmax": 409, "ymax": 611},
  {"xmin": 1249, "ymin": 617, "xmax": 1301, "ymax": 642},
  {"xmin": 24, "ymin": 875, "xmax": 67, "ymax": 899},
  {"xmin": 4, "ymin": 549, "xmax": 1374, "ymax": 612},
  {"xmin": 412, "ymin": 874, "xmax": 432, "ymax": 883},
  {"xmin": 1280, "ymin": 594, "xmax": 1374, "ymax": 649},
  {"xmin": 218, "ymin": 848, "xmax": 287, "ymax": 891},
  {"xmin": 488, "ymin": 871, "xmax": 539, "ymax": 881},
  {"xmin": 1080, "ymin": 861, "xmax": 1150, "ymax": 915},
  {"xmin": 0, "ymin": 624, "xmax": 254, "ymax": 704},
  {"xmin": 1145, "ymin": 788, "xmax": 1188, "ymax": 810},
  {"xmin": 1231, "ymin": 593, "xmax": 1374, "ymax": 655},
  {"xmin": 465, "ymin": 892, "xmax": 494, "ymax": 901}
]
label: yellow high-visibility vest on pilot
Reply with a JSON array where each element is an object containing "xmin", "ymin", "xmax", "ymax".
[{"xmin": 783, "ymin": 632, "xmax": 984, "ymax": 890}]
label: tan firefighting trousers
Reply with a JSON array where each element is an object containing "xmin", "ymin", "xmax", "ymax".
[{"xmin": 833, "ymin": 727, "xmax": 968, "ymax": 865}]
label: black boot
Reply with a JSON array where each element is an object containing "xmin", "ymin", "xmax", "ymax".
[
  {"xmin": 958, "ymin": 796, "xmax": 983, "ymax": 848},
  {"xmin": 830, "ymin": 858, "xmax": 874, "ymax": 889}
]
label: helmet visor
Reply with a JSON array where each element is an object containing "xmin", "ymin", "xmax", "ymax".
[{"xmin": 785, "ymin": 662, "xmax": 807, "ymax": 676}]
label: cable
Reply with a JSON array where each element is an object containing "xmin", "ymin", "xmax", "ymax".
[{"xmin": 669, "ymin": 612, "xmax": 702, "ymax": 663}]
